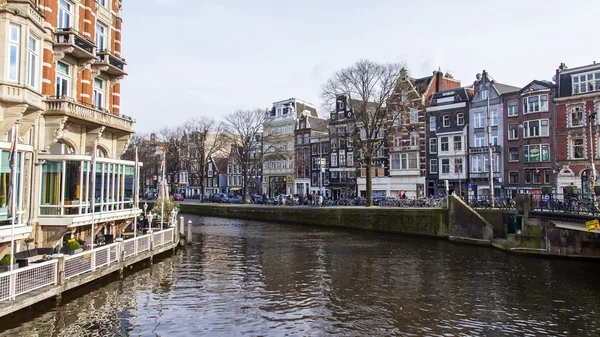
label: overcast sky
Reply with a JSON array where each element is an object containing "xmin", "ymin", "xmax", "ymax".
[{"xmin": 122, "ymin": 0, "xmax": 600, "ymax": 133}]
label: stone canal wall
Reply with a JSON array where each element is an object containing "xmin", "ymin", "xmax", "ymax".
[{"xmin": 178, "ymin": 203, "xmax": 449, "ymax": 238}]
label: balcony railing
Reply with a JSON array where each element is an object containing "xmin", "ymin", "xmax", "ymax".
[
  {"xmin": 95, "ymin": 50, "xmax": 126, "ymax": 77},
  {"xmin": 468, "ymin": 145, "xmax": 501, "ymax": 154},
  {"xmin": 45, "ymin": 97, "xmax": 134, "ymax": 132},
  {"xmin": 54, "ymin": 28, "xmax": 96, "ymax": 61}
]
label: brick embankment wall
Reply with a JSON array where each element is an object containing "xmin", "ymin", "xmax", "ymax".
[{"xmin": 177, "ymin": 204, "xmax": 449, "ymax": 238}]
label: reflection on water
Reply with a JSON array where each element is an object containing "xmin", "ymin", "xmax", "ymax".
[{"xmin": 1, "ymin": 215, "xmax": 600, "ymax": 336}]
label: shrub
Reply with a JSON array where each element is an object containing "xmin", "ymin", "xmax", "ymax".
[
  {"xmin": 65, "ymin": 239, "xmax": 81, "ymax": 251},
  {"xmin": 151, "ymin": 196, "xmax": 180, "ymax": 222},
  {"xmin": 0, "ymin": 254, "xmax": 15, "ymax": 266}
]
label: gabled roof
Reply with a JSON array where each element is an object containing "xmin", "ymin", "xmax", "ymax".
[
  {"xmin": 519, "ymin": 80, "xmax": 554, "ymax": 94},
  {"xmin": 412, "ymin": 75, "xmax": 434, "ymax": 95},
  {"xmin": 306, "ymin": 116, "xmax": 328, "ymax": 133},
  {"xmin": 213, "ymin": 157, "xmax": 228, "ymax": 173},
  {"xmin": 493, "ymin": 82, "xmax": 521, "ymax": 95}
]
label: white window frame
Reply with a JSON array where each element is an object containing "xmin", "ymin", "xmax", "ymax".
[
  {"xmin": 331, "ymin": 153, "xmax": 338, "ymax": 167},
  {"xmin": 475, "ymin": 132, "xmax": 485, "ymax": 147},
  {"xmin": 453, "ymin": 135, "xmax": 462, "ymax": 151},
  {"xmin": 569, "ymin": 107, "xmax": 585, "ymax": 127},
  {"xmin": 93, "ymin": 78, "xmax": 105, "ymax": 109},
  {"xmin": 429, "ymin": 116, "xmax": 436, "ymax": 131},
  {"xmin": 7, "ymin": 25, "xmax": 20, "ymax": 82},
  {"xmin": 58, "ymin": 0, "xmax": 72, "ymax": 29},
  {"xmin": 523, "ymin": 95, "xmax": 549, "ymax": 113},
  {"xmin": 474, "ymin": 112, "xmax": 485, "ymax": 128},
  {"xmin": 457, "ymin": 113, "xmax": 464, "ymax": 126},
  {"xmin": 442, "ymin": 115, "xmax": 450, "ymax": 127},
  {"xmin": 429, "ymin": 159, "xmax": 437, "ymax": 174},
  {"xmin": 523, "ymin": 119, "xmax": 549, "ymax": 138},
  {"xmin": 572, "ymin": 71, "xmax": 600, "ymax": 94},
  {"xmin": 429, "ymin": 138, "xmax": 437, "ymax": 154},
  {"xmin": 410, "ymin": 108, "xmax": 419, "ymax": 124},
  {"xmin": 441, "ymin": 159, "xmax": 450, "ymax": 174},
  {"xmin": 508, "ymin": 147, "xmax": 519, "ymax": 162},
  {"xmin": 440, "ymin": 136, "xmax": 449, "ymax": 152},
  {"xmin": 490, "ymin": 110, "xmax": 498, "ymax": 126},
  {"xmin": 454, "ymin": 158, "xmax": 463, "ymax": 174},
  {"xmin": 56, "ymin": 61, "xmax": 71, "ymax": 98},
  {"xmin": 410, "ymin": 131, "xmax": 418, "ymax": 147},
  {"xmin": 507, "ymin": 100, "xmax": 518, "ymax": 117},
  {"xmin": 26, "ymin": 34, "xmax": 40, "ymax": 89},
  {"xmin": 481, "ymin": 90, "xmax": 488, "ymax": 100},
  {"xmin": 95, "ymin": 22, "xmax": 106, "ymax": 51},
  {"xmin": 347, "ymin": 153, "xmax": 353, "ymax": 166},
  {"xmin": 508, "ymin": 124, "xmax": 519, "ymax": 140}
]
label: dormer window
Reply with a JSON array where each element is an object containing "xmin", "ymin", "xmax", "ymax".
[
  {"xmin": 572, "ymin": 72, "xmax": 600, "ymax": 95},
  {"xmin": 481, "ymin": 90, "xmax": 488, "ymax": 100},
  {"xmin": 337, "ymin": 101, "xmax": 344, "ymax": 110}
]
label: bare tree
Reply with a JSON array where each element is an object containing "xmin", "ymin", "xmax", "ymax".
[
  {"xmin": 155, "ymin": 125, "xmax": 185, "ymax": 195},
  {"xmin": 122, "ymin": 133, "xmax": 159, "ymax": 197},
  {"xmin": 322, "ymin": 59, "xmax": 404, "ymax": 207},
  {"xmin": 184, "ymin": 116, "xmax": 226, "ymax": 202},
  {"xmin": 223, "ymin": 109, "xmax": 274, "ymax": 204}
]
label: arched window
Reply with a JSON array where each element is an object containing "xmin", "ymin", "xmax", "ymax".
[{"xmin": 49, "ymin": 141, "xmax": 75, "ymax": 155}]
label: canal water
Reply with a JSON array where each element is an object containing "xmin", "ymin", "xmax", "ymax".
[{"xmin": 1, "ymin": 215, "xmax": 599, "ymax": 336}]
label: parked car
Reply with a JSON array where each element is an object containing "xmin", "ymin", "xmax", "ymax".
[
  {"xmin": 208, "ymin": 193, "xmax": 230, "ymax": 203},
  {"xmin": 173, "ymin": 193, "xmax": 184, "ymax": 201},
  {"xmin": 146, "ymin": 192, "xmax": 157, "ymax": 200},
  {"xmin": 229, "ymin": 195, "xmax": 243, "ymax": 204},
  {"xmin": 191, "ymin": 194, "xmax": 201, "ymax": 199}
]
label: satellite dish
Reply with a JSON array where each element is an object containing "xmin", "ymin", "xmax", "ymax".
[{"xmin": 476, "ymin": 73, "xmax": 481, "ymax": 80}]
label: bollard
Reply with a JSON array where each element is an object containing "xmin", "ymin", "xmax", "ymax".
[
  {"xmin": 179, "ymin": 216, "xmax": 184, "ymax": 236},
  {"xmin": 187, "ymin": 220, "xmax": 193, "ymax": 245}
]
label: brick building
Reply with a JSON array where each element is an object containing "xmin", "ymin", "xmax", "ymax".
[
  {"xmin": 503, "ymin": 80, "xmax": 555, "ymax": 196},
  {"xmin": 555, "ymin": 62, "xmax": 600, "ymax": 196},
  {"xmin": 425, "ymin": 87, "xmax": 472, "ymax": 197},
  {"xmin": 294, "ymin": 112, "xmax": 328, "ymax": 196},
  {"xmin": 0, "ymin": 0, "xmax": 137, "ymax": 255},
  {"xmin": 385, "ymin": 70, "xmax": 460, "ymax": 198}
]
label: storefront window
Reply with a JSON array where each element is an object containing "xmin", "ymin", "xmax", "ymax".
[
  {"xmin": 0, "ymin": 151, "xmax": 22, "ymax": 223},
  {"xmin": 40, "ymin": 158, "xmax": 135, "ymax": 216},
  {"xmin": 40, "ymin": 161, "xmax": 62, "ymax": 215}
]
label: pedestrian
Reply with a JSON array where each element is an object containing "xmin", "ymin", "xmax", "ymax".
[{"xmin": 318, "ymin": 194, "xmax": 323, "ymax": 207}]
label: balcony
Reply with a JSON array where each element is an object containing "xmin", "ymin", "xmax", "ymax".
[
  {"xmin": 45, "ymin": 98, "xmax": 134, "ymax": 133},
  {"xmin": 94, "ymin": 50, "xmax": 127, "ymax": 79},
  {"xmin": 54, "ymin": 28, "xmax": 96, "ymax": 63},
  {"xmin": 392, "ymin": 145, "xmax": 418, "ymax": 152},
  {"xmin": 468, "ymin": 145, "xmax": 501, "ymax": 154}
]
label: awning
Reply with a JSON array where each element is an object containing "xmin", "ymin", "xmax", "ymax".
[{"xmin": 229, "ymin": 188, "xmax": 241, "ymax": 191}]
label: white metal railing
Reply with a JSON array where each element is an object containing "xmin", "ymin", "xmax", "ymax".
[
  {"xmin": 0, "ymin": 259, "xmax": 58, "ymax": 302},
  {"xmin": 64, "ymin": 242, "xmax": 119, "ymax": 279},
  {"xmin": 163, "ymin": 228, "xmax": 174, "ymax": 245},
  {"xmin": 153, "ymin": 231, "xmax": 164, "ymax": 247},
  {"xmin": 0, "ymin": 228, "xmax": 175, "ymax": 302},
  {"xmin": 136, "ymin": 234, "xmax": 151, "ymax": 253}
]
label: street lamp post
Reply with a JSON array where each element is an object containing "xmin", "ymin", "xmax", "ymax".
[{"xmin": 147, "ymin": 212, "xmax": 154, "ymax": 230}]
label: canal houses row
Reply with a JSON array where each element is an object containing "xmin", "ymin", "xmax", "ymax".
[
  {"xmin": 145, "ymin": 64, "xmax": 600, "ymax": 200},
  {"xmin": 0, "ymin": 1, "xmax": 139, "ymax": 263},
  {"xmin": 255, "ymin": 62, "xmax": 600, "ymax": 199}
]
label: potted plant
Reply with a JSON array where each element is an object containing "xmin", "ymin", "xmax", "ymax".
[
  {"xmin": 0, "ymin": 254, "xmax": 17, "ymax": 272},
  {"xmin": 65, "ymin": 239, "xmax": 82, "ymax": 255}
]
